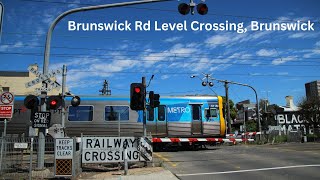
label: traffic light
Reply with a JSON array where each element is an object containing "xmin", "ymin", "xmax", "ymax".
[
  {"xmin": 149, "ymin": 91, "xmax": 155, "ymax": 108},
  {"xmin": 149, "ymin": 91, "xmax": 160, "ymax": 108},
  {"xmin": 24, "ymin": 95, "xmax": 39, "ymax": 109},
  {"xmin": 71, "ymin": 96, "xmax": 81, "ymax": 107},
  {"xmin": 47, "ymin": 96, "xmax": 63, "ymax": 110},
  {"xmin": 178, "ymin": 3, "xmax": 190, "ymax": 15},
  {"xmin": 153, "ymin": 94, "xmax": 160, "ymax": 107},
  {"xmin": 197, "ymin": 3, "xmax": 208, "ymax": 15},
  {"xmin": 130, "ymin": 83, "xmax": 145, "ymax": 110}
]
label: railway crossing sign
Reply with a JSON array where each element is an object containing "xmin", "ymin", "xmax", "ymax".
[
  {"xmin": 0, "ymin": 92, "xmax": 14, "ymax": 119},
  {"xmin": 54, "ymin": 138, "xmax": 74, "ymax": 177},
  {"xmin": 25, "ymin": 65, "xmax": 62, "ymax": 92},
  {"xmin": 32, "ymin": 111, "xmax": 51, "ymax": 128},
  {"xmin": 1, "ymin": 92, "xmax": 14, "ymax": 105}
]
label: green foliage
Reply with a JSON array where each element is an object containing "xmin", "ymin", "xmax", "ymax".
[
  {"xmin": 221, "ymin": 96, "xmax": 237, "ymax": 120},
  {"xmin": 299, "ymin": 97, "xmax": 320, "ymax": 127},
  {"xmin": 274, "ymin": 135, "xmax": 287, "ymax": 143},
  {"xmin": 246, "ymin": 120, "xmax": 257, "ymax": 132},
  {"xmin": 306, "ymin": 133, "xmax": 319, "ymax": 138}
]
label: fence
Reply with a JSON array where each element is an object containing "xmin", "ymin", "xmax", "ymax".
[
  {"xmin": 263, "ymin": 128, "xmax": 320, "ymax": 144},
  {"xmin": 0, "ymin": 135, "xmax": 82, "ymax": 179}
]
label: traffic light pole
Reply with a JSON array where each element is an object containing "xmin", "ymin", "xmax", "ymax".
[
  {"xmin": 211, "ymin": 78, "xmax": 262, "ymax": 139},
  {"xmin": 40, "ymin": 0, "xmax": 172, "ymax": 169},
  {"xmin": 224, "ymin": 82, "xmax": 231, "ymax": 134},
  {"xmin": 142, "ymin": 77, "xmax": 147, "ymax": 137}
]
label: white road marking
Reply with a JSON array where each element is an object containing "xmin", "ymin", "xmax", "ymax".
[{"xmin": 176, "ymin": 164, "xmax": 320, "ymax": 176}]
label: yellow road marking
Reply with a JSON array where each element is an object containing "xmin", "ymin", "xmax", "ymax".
[{"xmin": 154, "ymin": 153, "xmax": 178, "ymax": 167}]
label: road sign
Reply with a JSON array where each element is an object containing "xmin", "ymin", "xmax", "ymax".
[
  {"xmin": 139, "ymin": 137, "xmax": 153, "ymax": 161},
  {"xmin": 55, "ymin": 138, "xmax": 73, "ymax": 159},
  {"xmin": 0, "ymin": 92, "xmax": 14, "ymax": 105},
  {"xmin": 82, "ymin": 137, "xmax": 140, "ymax": 163},
  {"xmin": 0, "ymin": 105, "xmax": 13, "ymax": 118},
  {"xmin": 32, "ymin": 112, "xmax": 51, "ymax": 128},
  {"xmin": 14, "ymin": 143, "xmax": 28, "ymax": 149},
  {"xmin": 55, "ymin": 138, "xmax": 73, "ymax": 177},
  {"xmin": 25, "ymin": 65, "xmax": 62, "ymax": 92},
  {"xmin": 48, "ymin": 124, "xmax": 65, "ymax": 138}
]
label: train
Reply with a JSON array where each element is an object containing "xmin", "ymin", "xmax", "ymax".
[{"xmin": 1, "ymin": 95, "xmax": 226, "ymax": 142}]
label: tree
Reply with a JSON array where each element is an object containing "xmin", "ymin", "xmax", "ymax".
[
  {"xmin": 299, "ymin": 97, "xmax": 320, "ymax": 129},
  {"xmin": 221, "ymin": 96, "xmax": 237, "ymax": 120}
]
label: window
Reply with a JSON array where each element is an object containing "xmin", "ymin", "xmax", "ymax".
[
  {"xmin": 2, "ymin": 87, "xmax": 9, "ymax": 92},
  {"xmin": 147, "ymin": 106, "xmax": 154, "ymax": 121},
  {"xmin": 192, "ymin": 105, "xmax": 201, "ymax": 120},
  {"xmin": 68, "ymin": 106, "xmax": 93, "ymax": 121},
  {"xmin": 205, "ymin": 108, "xmax": 218, "ymax": 118},
  {"xmin": 105, "ymin": 106, "xmax": 129, "ymax": 121},
  {"xmin": 158, "ymin": 105, "xmax": 166, "ymax": 121}
]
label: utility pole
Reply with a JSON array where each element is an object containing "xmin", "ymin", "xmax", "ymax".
[
  {"xmin": 142, "ymin": 77, "xmax": 147, "ymax": 137},
  {"xmin": 61, "ymin": 65, "xmax": 67, "ymax": 130},
  {"xmin": 40, "ymin": 0, "xmax": 172, "ymax": 170},
  {"xmin": 191, "ymin": 74, "xmax": 262, "ymax": 139},
  {"xmin": 224, "ymin": 82, "xmax": 231, "ymax": 134}
]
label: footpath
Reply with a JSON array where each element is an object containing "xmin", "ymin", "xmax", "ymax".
[{"xmin": 77, "ymin": 167, "xmax": 179, "ymax": 180}]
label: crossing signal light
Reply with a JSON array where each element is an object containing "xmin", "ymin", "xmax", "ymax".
[
  {"xmin": 149, "ymin": 91, "xmax": 160, "ymax": 108},
  {"xmin": 149, "ymin": 91, "xmax": 155, "ymax": 108},
  {"xmin": 71, "ymin": 96, "xmax": 81, "ymax": 107},
  {"xmin": 197, "ymin": 3, "xmax": 208, "ymax": 15},
  {"xmin": 130, "ymin": 83, "xmax": 145, "ymax": 110},
  {"xmin": 178, "ymin": 3, "xmax": 190, "ymax": 15},
  {"xmin": 24, "ymin": 95, "xmax": 39, "ymax": 109},
  {"xmin": 154, "ymin": 94, "xmax": 160, "ymax": 107},
  {"xmin": 47, "ymin": 96, "xmax": 63, "ymax": 110}
]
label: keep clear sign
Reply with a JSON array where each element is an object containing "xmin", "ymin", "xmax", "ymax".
[
  {"xmin": 82, "ymin": 137, "xmax": 140, "ymax": 163},
  {"xmin": 55, "ymin": 138, "xmax": 73, "ymax": 159}
]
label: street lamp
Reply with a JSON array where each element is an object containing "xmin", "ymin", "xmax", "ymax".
[
  {"xmin": 191, "ymin": 74, "xmax": 262, "ymax": 138},
  {"xmin": 190, "ymin": 74, "xmax": 217, "ymax": 96}
]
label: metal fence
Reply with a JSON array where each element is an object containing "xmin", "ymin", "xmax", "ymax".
[
  {"xmin": 263, "ymin": 128, "xmax": 320, "ymax": 144},
  {"xmin": 0, "ymin": 135, "xmax": 81, "ymax": 179}
]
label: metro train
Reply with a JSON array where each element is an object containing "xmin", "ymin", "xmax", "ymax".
[{"xmin": 1, "ymin": 95, "xmax": 226, "ymax": 140}]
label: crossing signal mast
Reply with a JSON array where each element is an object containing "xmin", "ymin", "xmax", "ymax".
[
  {"xmin": 130, "ymin": 83, "xmax": 145, "ymax": 110},
  {"xmin": 178, "ymin": 0, "xmax": 208, "ymax": 15}
]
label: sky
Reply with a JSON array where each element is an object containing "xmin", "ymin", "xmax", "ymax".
[{"xmin": 0, "ymin": 0, "xmax": 319, "ymax": 106}]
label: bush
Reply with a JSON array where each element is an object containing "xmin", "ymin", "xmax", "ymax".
[{"xmin": 274, "ymin": 135, "xmax": 287, "ymax": 143}]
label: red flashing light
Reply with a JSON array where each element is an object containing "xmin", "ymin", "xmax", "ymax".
[
  {"xmin": 134, "ymin": 87, "xmax": 141, "ymax": 93},
  {"xmin": 50, "ymin": 100, "xmax": 57, "ymax": 106},
  {"xmin": 197, "ymin": 3, "xmax": 208, "ymax": 15}
]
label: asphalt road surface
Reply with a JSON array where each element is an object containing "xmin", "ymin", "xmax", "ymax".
[{"xmin": 153, "ymin": 143, "xmax": 320, "ymax": 180}]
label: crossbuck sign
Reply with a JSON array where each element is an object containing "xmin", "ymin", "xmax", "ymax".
[{"xmin": 25, "ymin": 65, "xmax": 62, "ymax": 92}]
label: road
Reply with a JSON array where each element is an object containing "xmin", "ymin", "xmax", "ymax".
[{"xmin": 153, "ymin": 143, "xmax": 320, "ymax": 180}]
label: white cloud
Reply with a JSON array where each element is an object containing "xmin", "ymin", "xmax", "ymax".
[
  {"xmin": 205, "ymin": 35, "xmax": 232, "ymax": 48},
  {"xmin": 169, "ymin": 43, "xmax": 197, "ymax": 55},
  {"xmin": 256, "ymin": 49, "xmax": 277, "ymax": 57},
  {"xmin": 288, "ymin": 32, "xmax": 320, "ymax": 39},
  {"xmin": 161, "ymin": 75, "xmax": 170, "ymax": 80},
  {"xmin": 163, "ymin": 36, "xmax": 182, "ymax": 43},
  {"xmin": 272, "ymin": 56, "xmax": 297, "ymax": 65},
  {"xmin": 0, "ymin": 41, "xmax": 24, "ymax": 51},
  {"xmin": 315, "ymin": 41, "xmax": 320, "ymax": 47}
]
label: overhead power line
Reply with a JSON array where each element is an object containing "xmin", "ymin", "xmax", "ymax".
[
  {"xmin": 0, "ymin": 51, "xmax": 318, "ymax": 67},
  {"xmin": 66, "ymin": 70, "xmax": 320, "ymax": 78},
  {"xmin": 0, "ymin": 44, "xmax": 320, "ymax": 62},
  {"xmin": 3, "ymin": 31, "xmax": 320, "ymax": 52},
  {"xmin": 16, "ymin": 0, "xmax": 320, "ymax": 23}
]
